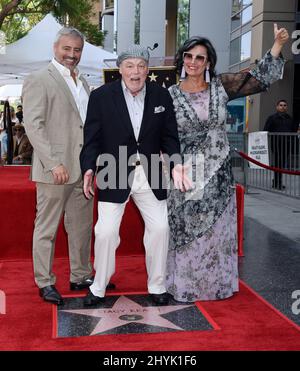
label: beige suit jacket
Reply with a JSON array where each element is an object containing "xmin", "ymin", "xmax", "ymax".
[{"xmin": 22, "ymin": 62, "xmax": 90, "ymax": 184}]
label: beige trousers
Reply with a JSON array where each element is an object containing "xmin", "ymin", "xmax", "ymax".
[
  {"xmin": 90, "ymin": 166, "xmax": 169, "ymax": 297},
  {"xmin": 33, "ymin": 178, "xmax": 93, "ymax": 288}
]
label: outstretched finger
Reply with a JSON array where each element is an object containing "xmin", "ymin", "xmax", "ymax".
[{"xmin": 274, "ymin": 23, "xmax": 278, "ymax": 34}]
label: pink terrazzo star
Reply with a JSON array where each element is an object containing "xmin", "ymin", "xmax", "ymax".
[{"xmin": 61, "ymin": 295, "xmax": 193, "ymax": 335}]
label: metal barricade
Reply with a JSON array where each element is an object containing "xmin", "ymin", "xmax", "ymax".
[
  {"xmin": 241, "ymin": 133, "xmax": 300, "ymax": 199},
  {"xmin": 227, "ymin": 132, "xmax": 247, "ymax": 187}
]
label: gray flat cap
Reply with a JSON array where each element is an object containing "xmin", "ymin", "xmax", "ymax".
[{"xmin": 116, "ymin": 45, "xmax": 150, "ymax": 67}]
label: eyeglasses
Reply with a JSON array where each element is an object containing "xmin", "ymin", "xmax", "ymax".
[
  {"xmin": 183, "ymin": 52, "xmax": 207, "ymax": 65},
  {"xmin": 14, "ymin": 128, "xmax": 23, "ymax": 132}
]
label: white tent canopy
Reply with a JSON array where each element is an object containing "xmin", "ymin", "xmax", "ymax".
[
  {"xmin": 0, "ymin": 14, "xmax": 117, "ymax": 87},
  {"xmin": 0, "ymin": 84, "xmax": 23, "ymax": 100}
]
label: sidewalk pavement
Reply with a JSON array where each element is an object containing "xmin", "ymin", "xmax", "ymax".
[
  {"xmin": 244, "ymin": 188, "xmax": 300, "ymax": 245},
  {"xmin": 241, "ymin": 187, "xmax": 300, "ymax": 327}
]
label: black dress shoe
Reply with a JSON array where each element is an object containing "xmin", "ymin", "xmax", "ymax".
[
  {"xmin": 70, "ymin": 277, "xmax": 116, "ymax": 291},
  {"xmin": 106, "ymin": 282, "xmax": 116, "ymax": 290},
  {"xmin": 150, "ymin": 293, "xmax": 169, "ymax": 306},
  {"xmin": 83, "ymin": 290, "xmax": 105, "ymax": 307},
  {"xmin": 70, "ymin": 277, "xmax": 94, "ymax": 291},
  {"xmin": 39, "ymin": 285, "xmax": 64, "ymax": 305}
]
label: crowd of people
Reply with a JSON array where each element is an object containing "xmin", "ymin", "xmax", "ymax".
[{"xmin": 17, "ymin": 23, "xmax": 289, "ymax": 307}]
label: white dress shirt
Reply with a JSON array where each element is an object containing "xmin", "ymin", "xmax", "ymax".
[
  {"xmin": 16, "ymin": 135, "xmax": 23, "ymax": 145},
  {"xmin": 51, "ymin": 58, "xmax": 89, "ymax": 124},
  {"xmin": 121, "ymin": 80, "xmax": 146, "ymax": 141}
]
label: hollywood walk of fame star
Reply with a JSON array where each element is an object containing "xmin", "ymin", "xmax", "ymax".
[
  {"xmin": 60, "ymin": 295, "xmax": 193, "ymax": 335},
  {"xmin": 148, "ymin": 72, "xmax": 158, "ymax": 82}
]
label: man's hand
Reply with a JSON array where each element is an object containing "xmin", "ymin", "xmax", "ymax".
[
  {"xmin": 83, "ymin": 169, "xmax": 95, "ymax": 199},
  {"xmin": 51, "ymin": 164, "xmax": 69, "ymax": 185},
  {"xmin": 172, "ymin": 164, "xmax": 193, "ymax": 192}
]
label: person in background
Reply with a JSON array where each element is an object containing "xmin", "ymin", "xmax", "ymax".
[
  {"xmin": 12, "ymin": 123, "xmax": 33, "ymax": 165},
  {"xmin": 166, "ymin": 24, "xmax": 289, "ymax": 302},
  {"xmin": 0, "ymin": 116, "xmax": 7, "ymax": 164},
  {"xmin": 264, "ymin": 100, "xmax": 298, "ymax": 190},
  {"xmin": 16, "ymin": 105, "xmax": 23, "ymax": 124},
  {"xmin": 9, "ymin": 107, "xmax": 18, "ymax": 126}
]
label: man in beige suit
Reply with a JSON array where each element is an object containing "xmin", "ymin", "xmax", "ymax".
[{"xmin": 22, "ymin": 27, "xmax": 96, "ymax": 305}]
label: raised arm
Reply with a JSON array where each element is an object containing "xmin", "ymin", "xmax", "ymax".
[{"xmin": 221, "ymin": 23, "xmax": 289, "ymax": 101}]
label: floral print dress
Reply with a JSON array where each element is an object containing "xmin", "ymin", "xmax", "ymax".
[{"xmin": 166, "ymin": 51, "xmax": 285, "ymax": 302}]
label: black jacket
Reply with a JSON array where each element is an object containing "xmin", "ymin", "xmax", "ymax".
[
  {"xmin": 264, "ymin": 112, "xmax": 297, "ymax": 133},
  {"xmin": 80, "ymin": 80, "xmax": 181, "ymax": 203}
]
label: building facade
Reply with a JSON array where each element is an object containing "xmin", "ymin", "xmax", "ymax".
[
  {"xmin": 99, "ymin": 0, "xmax": 231, "ymax": 73},
  {"xmin": 229, "ymin": 0, "xmax": 297, "ymax": 132},
  {"xmin": 96, "ymin": 0, "xmax": 298, "ymax": 132}
]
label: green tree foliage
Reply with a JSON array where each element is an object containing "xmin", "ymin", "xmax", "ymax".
[
  {"xmin": 0, "ymin": 0, "xmax": 106, "ymax": 45},
  {"xmin": 177, "ymin": 0, "xmax": 190, "ymax": 49}
]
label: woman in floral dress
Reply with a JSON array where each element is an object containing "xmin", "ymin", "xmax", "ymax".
[{"xmin": 166, "ymin": 24, "xmax": 289, "ymax": 302}]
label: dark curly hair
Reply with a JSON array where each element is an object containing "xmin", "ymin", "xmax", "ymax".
[{"xmin": 175, "ymin": 36, "xmax": 217, "ymax": 80}]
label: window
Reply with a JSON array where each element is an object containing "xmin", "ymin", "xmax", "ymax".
[
  {"xmin": 105, "ymin": 0, "xmax": 114, "ymax": 8},
  {"xmin": 242, "ymin": 5, "xmax": 252, "ymax": 25},
  {"xmin": 232, "ymin": 0, "xmax": 252, "ymax": 14},
  {"xmin": 231, "ymin": 12, "xmax": 241, "ymax": 31},
  {"xmin": 232, "ymin": 0, "xmax": 242, "ymax": 16},
  {"xmin": 230, "ymin": 1, "xmax": 252, "ymax": 66},
  {"xmin": 227, "ymin": 97, "xmax": 247, "ymax": 133},
  {"xmin": 231, "ymin": 0, "xmax": 252, "ymax": 30},
  {"xmin": 241, "ymin": 31, "xmax": 251, "ymax": 60},
  {"xmin": 242, "ymin": 0, "xmax": 252, "ymax": 6},
  {"xmin": 230, "ymin": 37, "xmax": 240, "ymax": 65}
]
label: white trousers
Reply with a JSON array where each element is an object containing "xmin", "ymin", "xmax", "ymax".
[{"xmin": 90, "ymin": 165, "xmax": 169, "ymax": 297}]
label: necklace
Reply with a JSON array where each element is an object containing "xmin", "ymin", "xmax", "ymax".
[{"xmin": 180, "ymin": 79, "xmax": 208, "ymax": 93}]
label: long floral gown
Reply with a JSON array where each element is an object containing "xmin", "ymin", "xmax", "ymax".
[{"xmin": 166, "ymin": 51, "xmax": 285, "ymax": 302}]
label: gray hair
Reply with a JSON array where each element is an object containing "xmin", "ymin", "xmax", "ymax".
[{"xmin": 54, "ymin": 27, "xmax": 85, "ymax": 45}]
